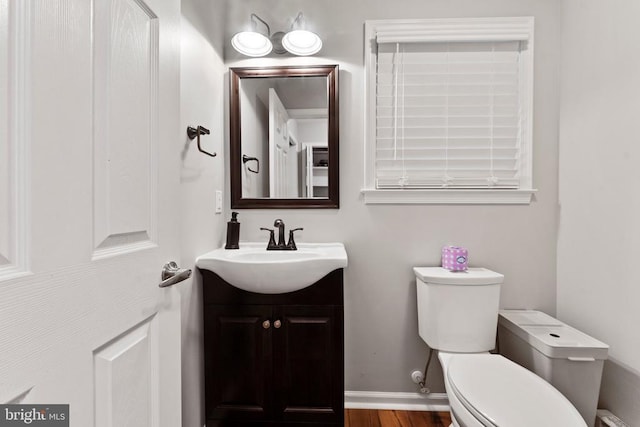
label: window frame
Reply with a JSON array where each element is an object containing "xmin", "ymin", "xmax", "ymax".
[{"xmin": 363, "ymin": 17, "xmax": 536, "ymax": 205}]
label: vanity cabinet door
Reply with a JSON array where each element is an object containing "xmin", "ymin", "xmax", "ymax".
[
  {"xmin": 273, "ymin": 305, "xmax": 344, "ymax": 425},
  {"xmin": 204, "ymin": 305, "xmax": 273, "ymax": 423}
]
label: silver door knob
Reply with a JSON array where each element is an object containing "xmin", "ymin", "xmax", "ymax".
[
  {"xmin": 273, "ymin": 320, "xmax": 282, "ymax": 329},
  {"xmin": 159, "ymin": 261, "xmax": 192, "ymax": 288},
  {"xmin": 262, "ymin": 320, "xmax": 271, "ymax": 329}
]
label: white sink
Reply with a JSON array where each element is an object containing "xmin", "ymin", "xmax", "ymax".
[{"xmin": 196, "ymin": 242, "xmax": 348, "ymax": 294}]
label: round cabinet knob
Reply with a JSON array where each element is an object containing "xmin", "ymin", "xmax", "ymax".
[
  {"xmin": 274, "ymin": 320, "xmax": 282, "ymax": 329},
  {"xmin": 262, "ymin": 320, "xmax": 271, "ymax": 329}
]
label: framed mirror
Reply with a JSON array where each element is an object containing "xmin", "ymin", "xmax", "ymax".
[{"xmin": 230, "ymin": 65, "xmax": 339, "ymax": 209}]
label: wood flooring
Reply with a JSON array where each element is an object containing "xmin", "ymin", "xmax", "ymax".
[{"xmin": 345, "ymin": 409, "xmax": 452, "ymax": 427}]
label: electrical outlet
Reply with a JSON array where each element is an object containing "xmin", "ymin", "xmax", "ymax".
[{"xmin": 215, "ymin": 190, "xmax": 222, "ymax": 214}]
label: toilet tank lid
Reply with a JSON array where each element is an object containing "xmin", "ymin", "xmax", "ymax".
[
  {"xmin": 414, "ymin": 267, "xmax": 504, "ymax": 285},
  {"xmin": 499, "ymin": 310, "xmax": 609, "ymax": 359},
  {"xmin": 499, "ymin": 309, "xmax": 563, "ymax": 326}
]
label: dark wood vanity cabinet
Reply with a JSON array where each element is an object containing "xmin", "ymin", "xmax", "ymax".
[{"xmin": 200, "ymin": 268, "xmax": 344, "ymax": 427}]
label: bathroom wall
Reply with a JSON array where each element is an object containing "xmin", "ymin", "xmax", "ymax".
[
  {"xmin": 223, "ymin": 0, "xmax": 562, "ymax": 396},
  {"xmin": 557, "ymin": 1, "xmax": 640, "ymax": 424},
  {"xmin": 180, "ymin": 0, "xmax": 227, "ymax": 425}
]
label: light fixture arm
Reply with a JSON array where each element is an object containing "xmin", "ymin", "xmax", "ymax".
[
  {"xmin": 250, "ymin": 13, "xmax": 271, "ymax": 37},
  {"xmin": 290, "ymin": 12, "xmax": 304, "ymax": 30}
]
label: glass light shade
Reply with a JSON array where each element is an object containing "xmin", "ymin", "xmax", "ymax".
[
  {"xmin": 282, "ymin": 30, "xmax": 322, "ymax": 56},
  {"xmin": 231, "ymin": 31, "xmax": 273, "ymax": 57}
]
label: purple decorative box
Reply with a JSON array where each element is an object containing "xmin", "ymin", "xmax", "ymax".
[{"xmin": 441, "ymin": 246, "xmax": 468, "ymax": 271}]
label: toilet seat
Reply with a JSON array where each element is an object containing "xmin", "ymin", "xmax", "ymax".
[{"xmin": 447, "ymin": 354, "xmax": 586, "ymax": 427}]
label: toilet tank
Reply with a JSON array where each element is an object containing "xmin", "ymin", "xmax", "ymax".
[{"xmin": 414, "ymin": 267, "xmax": 504, "ymax": 352}]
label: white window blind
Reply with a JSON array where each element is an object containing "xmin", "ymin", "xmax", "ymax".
[{"xmin": 375, "ymin": 40, "xmax": 524, "ymax": 189}]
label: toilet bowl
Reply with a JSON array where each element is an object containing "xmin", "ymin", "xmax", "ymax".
[
  {"xmin": 414, "ymin": 267, "xmax": 587, "ymax": 427},
  {"xmin": 439, "ymin": 352, "xmax": 586, "ymax": 427}
]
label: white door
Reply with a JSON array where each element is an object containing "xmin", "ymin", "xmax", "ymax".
[
  {"xmin": 0, "ymin": 0, "xmax": 182, "ymax": 426},
  {"xmin": 268, "ymin": 88, "xmax": 291, "ymax": 198}
]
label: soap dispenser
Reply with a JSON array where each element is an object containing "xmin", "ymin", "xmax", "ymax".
[{"xmin": 225, "ymin": 212, "xmax": 240, "ymax": 249}]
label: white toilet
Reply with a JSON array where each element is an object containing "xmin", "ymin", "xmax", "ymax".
[{"xmin": 414, "ymin": 267, "xmax": 587, "ymax": 427}]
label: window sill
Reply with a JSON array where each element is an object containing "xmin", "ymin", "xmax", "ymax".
[{"xmin": 361, "ymin": 188, "xmax": 537, "ymax": 205}]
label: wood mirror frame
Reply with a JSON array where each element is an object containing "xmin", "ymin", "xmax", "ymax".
[{"xmin": 229, "ymin": 65, "xmax": 339, "ymax": 209}]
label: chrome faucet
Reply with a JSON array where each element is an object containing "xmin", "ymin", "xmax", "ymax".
[{"xmin": 260, "ymin": 219, "xmax": 303, "ymax": 250}]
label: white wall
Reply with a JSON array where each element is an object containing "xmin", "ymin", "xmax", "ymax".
[
  {"xmin": 180, "ymin": 0, "xmax": 227, "ymax": 425},
  {"xmin": 224, "ymin": 0, "xmax": 561, "ymax": 394},
  {"xmin": 296, "ymin": 118, "xmax": 327, "ymax": 143},
  {"xmin": 558, "ymin": 1, "xmax": 640, "ymax": 424}
]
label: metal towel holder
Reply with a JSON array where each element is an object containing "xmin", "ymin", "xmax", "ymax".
[
  {"xmin": 242, "ymin": 155, "xmax": 260, "ymax": 173},
  {"xmin": 187, "ymin": 125, "xmax": 216, "ymax": 157}
]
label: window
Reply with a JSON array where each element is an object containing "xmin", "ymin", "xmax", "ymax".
[{"xmin": 363, "ymin": 18, "xmax": 536, "ymax": 204}]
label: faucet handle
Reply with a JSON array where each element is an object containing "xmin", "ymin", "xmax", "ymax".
[
  {"xmin": 260, "ymin": 227, "xmax": 277, "ymax": 250},
  {"xmin": 286, "ymin": 228, "xmax": 304, "ymax": 250}
]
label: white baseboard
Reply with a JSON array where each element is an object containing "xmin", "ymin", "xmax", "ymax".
[{"xmin": 345, "ymin": 390, "xmax": 450, "ymax": 412}]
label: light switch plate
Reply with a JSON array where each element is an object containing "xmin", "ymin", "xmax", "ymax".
[{"xmin": 215, "ymin": 190, "xmax": 222, "ymax": 214}]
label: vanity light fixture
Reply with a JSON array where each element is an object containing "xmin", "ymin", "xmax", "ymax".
[
  {"xmin": 232, "ymin": 12, "xmax": 322, "ymax": 57},
  {"xmin": 281, "ymin": 13, "xmax": 322, "ymax": 56},
  {"xmin": 231, "ymin": 14, "xmax": 273, "ymax": 57}
]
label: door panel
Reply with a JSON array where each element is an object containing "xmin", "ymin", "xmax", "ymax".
[
  {"xmin": 0, "ymin": 0, "xmax": 28, "ymax": 280},
  {"xmin": 93, "ymin": 0, "xmax": 159, "ymax": 256},
  {"xmin": 94, "ymin": 316, "xmax": 159, "ymax": 427},
  {"xmin": 0, "ymin": 0, "xmax": 182, "ymax": 425},
  {"xmin": 0, "ymin": 0, "xmax": 12, "ymax": 271}
]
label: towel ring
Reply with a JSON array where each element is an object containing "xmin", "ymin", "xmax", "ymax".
[{"xmin": 242, "ymin": 155, "xmax": 260, "ymax": 173}]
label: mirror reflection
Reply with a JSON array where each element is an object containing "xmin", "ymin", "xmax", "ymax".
[
  {"xmin": 240, "ymin": 76, "xmax": 328, "ymax": 198},
  {"xmin": 230, "ymin": 65, "xmax": 339, "ymax": 209}
]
